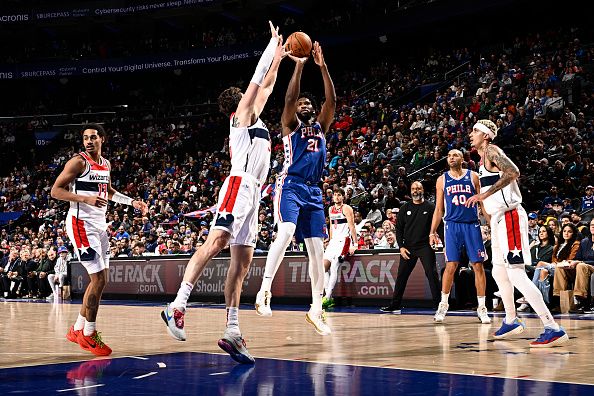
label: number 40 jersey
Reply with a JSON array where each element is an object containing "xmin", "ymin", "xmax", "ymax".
[{"xmin": 443, "ymin": 169, "xmax": 479, "ymax": 223}]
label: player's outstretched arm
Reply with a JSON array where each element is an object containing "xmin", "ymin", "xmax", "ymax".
[
  {"xmin": 51, "ymin": 156, "xmax": 106, "ymax": 208},
  {"xmin": 236, "ymin": 21, "xmax": 280, "ymax": 122},
  {"xmin": 104, "ymin": 160, "xmax": 148, "ymax": 215},
  {"xmin": 281, "ymin": 55, "xmax": 307, "ymax": 135},
  {"xmin": 249, "ymin": 36, "xmax": 290, "ymax": 123},
  {"xmin": 429, "ymin": 175, "xmax": 445, "ymax": 247},
  {"xmin": 312, "ymin": 41, "xmax": 336, "ymax": 133}
]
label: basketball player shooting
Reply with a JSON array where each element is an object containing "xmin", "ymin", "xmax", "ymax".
[{"xmin": 255, "ymin": 40, "xmax": 337, "ymax": 336}]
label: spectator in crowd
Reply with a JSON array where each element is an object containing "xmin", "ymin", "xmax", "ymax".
[
  {"xmin": 38, "ymin": 248, "xmax": 57, "ymax": 298},
  {"xmin": 544, "ymin": 223, "xmax": 581, "ymax": 309},
  {"xmin": 527, "ymin": 212, "xmax": 540, "ymax": 243},
  {"xmin": 553, "ymin": 219, "xmax": 594, "ymax": 313},
  {"xmin": 581, "ymin": 185, "xmax": 594, "ymax": 217},
  {"xmin": 518, "ymin": 226, "xmax": 556, "ymax": 311},
  {"xmin": 0, "ymin": 247, "xmax": 20, "ymax": 298},
  {"xmin": 47, "ymin": 246, "xmax": 69, "ymax": 300},
  {"xmin": 130, "ymin": 242, "xmax": 146, "ymax": 257}
]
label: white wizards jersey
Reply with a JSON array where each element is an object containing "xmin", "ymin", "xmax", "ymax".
[
  {"xmin": 479, "ymin": 164, "xmax": 522, "ymax": 215},
  {"xmin": 329, "ymin": 205, "xmax": 350, "ymax": 239},
  {"xmin": 67, "ymin": 152, "xmax": 110, "ymax": 230},
  {"xmin": 229, "ymin": 115, "xmax": 271, "ymax": 184}
]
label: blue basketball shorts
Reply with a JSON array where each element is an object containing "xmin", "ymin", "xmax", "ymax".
[
  {"xmin": 274, "ymin": 178, "xmax": 326, "ymax": 242},
  {"xmin": 443, "ymin": 221, "xmax": 486, "ymax": 263}
]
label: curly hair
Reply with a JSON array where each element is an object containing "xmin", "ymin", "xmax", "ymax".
[
  {"xmin": 218, "ymin": 87, "xmax": 242, "ymax": 116},
  {"xmin": 475, "ymin": 119, "xmax": 498, "ymax": 139}
]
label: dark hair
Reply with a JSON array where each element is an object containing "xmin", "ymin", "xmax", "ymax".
[
  {"xmin": 333, "ymin": 188, "xmax": 345, "ymax": 196},
  {"xmin": 80, "ymin": 124, "xmax": 106, "ymax": 140},
  {"xmin": 539, "ymin": 225, "xmax": 555, "ymax": 245},
  {"xmin": 298, "ymin": 92, "xmax": 318, "ymax": 110},
  {"xmin": 218, "ymin": 87, "xmax": 242, "ymax": 116},
  {"xmin": 555, "ymin": 223, "xmax": 579, "ymax": 260}
]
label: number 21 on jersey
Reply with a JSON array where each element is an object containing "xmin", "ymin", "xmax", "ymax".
[{"xmin": 307, "ymin": 138, "xmax": 319, "ymax": 152}]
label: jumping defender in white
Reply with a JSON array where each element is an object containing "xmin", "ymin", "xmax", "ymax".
[{"xmin": 161, "ymin": 22, "xmax": 289, "ymax": 364}]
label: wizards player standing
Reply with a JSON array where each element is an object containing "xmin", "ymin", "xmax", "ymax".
[
  {"xmin": 255, "ymin": 41, "xmax": 336, "ymax": 336},
  {"xmin": 429, "ymin": 149, "xmax": 490, "ymax": 324}
]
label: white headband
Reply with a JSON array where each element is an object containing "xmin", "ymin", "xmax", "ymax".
[{"xmin": 473, "ymin": 122, "xmax": 495, "ymax": 139}]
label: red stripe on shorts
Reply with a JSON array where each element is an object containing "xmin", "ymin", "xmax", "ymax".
[
  {"xmin": 341, "ymin": 237, "xmax": 351, "ymax": 256},
  {"xmin": 504, "ymin": 209, "xmax": 522, "ymax": 251},
  {"xmin": 72, "ymin": 217, "xmax": 90, "ymax": 248},
  {"xmin": 219, "ymin": 176, "xmax": 241, "ymax": 212}
]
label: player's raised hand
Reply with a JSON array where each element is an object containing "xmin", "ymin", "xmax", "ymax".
[
  {"xmin": 133, "ymin": 200, "xmax": 149, "ymax": 215},
  {"xmin": 274, "ymin": 36, "xmax": 291, "ymax": 61},
  {"xmin": 268, "ymin": 20, "xmax": 280, "ymax": 39},
  {"xmin": 288, "ymin": 53, "xmax": 308, "ymax": 64},
  {"xmin": 312, "ymin": 41, "xmax": 325, "ymax": 67}
]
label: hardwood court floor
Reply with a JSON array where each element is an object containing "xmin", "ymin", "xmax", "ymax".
[{"xmin": 1, "ymin": 301, "xmax": 593, "ymax": 386}]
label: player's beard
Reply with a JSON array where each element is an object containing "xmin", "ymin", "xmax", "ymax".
[{"xmin": 412, "ymin": 192, "xmax": 423, "ymax": 201}]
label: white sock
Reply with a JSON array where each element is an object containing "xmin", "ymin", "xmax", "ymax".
[
  {"xmin": 83, "ymin": 321, "xmax": 96, "ymax": 336},
  {"xmin": 492, "ymin": 265, "xmax": 517, "ymax": 324},
  {"xmin": 305, "ymin": 238, "xmax": 325, "ymax": 313},
  {"xmin": 325, "ymin": 260, "xmax": 340, "ymax": 300},
  {"xmin": 74, "ymin": 314, "xmax": 85, "ymax": 331},
  {"xmin": 323, "ymin": 270, "xmax": 330, "ymax": 296},
  {"xmin": 477, "ymin": 296, "xmax": 486, "ymax": 308},
  {"xmin": 441, "ymin": 292, "xmax": 449, "ymax": 303},
  {"xmin": 261, "ymin": 222, "xmax": 295, "ymax": 292},
  {"xmin": 171, "ymin": 281, "xmax": 194, "ymax": 311},
  {"xmin": 505, "ymin": 266, "xmax": 559, "ymax": 330},
  {"xmin": 226, "ymin": 307, "xmax": 240, "ymax": 336}
]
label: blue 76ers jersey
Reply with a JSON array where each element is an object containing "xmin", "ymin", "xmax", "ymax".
[
  {"xmin": 443, "ymin": 169, "xmax": 478, "ymax": 223},
  {"xmin": 281, "ymin": 120, "xmax": 326, "ymax": 184}
]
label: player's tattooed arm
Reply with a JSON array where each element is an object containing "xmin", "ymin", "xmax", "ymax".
[
  {"xmin": 484, "ymin": 145, "xmax": 520, "ymax": 197},
  {"xmin": 232, "ymin": 115, "xmax": 240, "ymax": 128}
]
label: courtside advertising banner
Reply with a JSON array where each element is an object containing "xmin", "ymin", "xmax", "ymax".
[{"xmin": 71, "ymin": 252, "xmax": 445, "ymax": 300}]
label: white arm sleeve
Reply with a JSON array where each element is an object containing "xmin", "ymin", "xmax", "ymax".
[{"xmin": 250, "ymin": 37, "xmax": 278, "ymax": 86}]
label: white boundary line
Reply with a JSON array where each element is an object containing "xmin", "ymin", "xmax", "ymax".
[
  {"xmin": 133, "ymin": 371, "xmax": 157, "ymax": 379},
  {"xmin": 57, "ymin": 384, "xmax": 104, "ymax": 392}
]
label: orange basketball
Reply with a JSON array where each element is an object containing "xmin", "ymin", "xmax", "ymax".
[{"xmin": 286, "ymin": 32, "xmax": 312, "ymax": 58}]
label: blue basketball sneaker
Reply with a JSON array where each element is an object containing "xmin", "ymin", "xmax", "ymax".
[
  {"xmin": 493, "ymin": 318, "xmax": 525, "ymax": 339},
  {"xmin": 530, "ymin": 326, "xmax": 569, "ymax": 348}
]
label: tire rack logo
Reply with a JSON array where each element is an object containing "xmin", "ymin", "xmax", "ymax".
[
  {"xmin": 289, "ymin": 259, "xmax": 395, "ymax": 296},
  {"xmin": 109, "ymin": 263, "xmax": 164, "ymax": 293}
]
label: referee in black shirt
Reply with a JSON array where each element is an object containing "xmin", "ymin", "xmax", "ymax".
[{"xmin": 381, "ymin": 181, "xmax": 441, "ymax": 312}]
